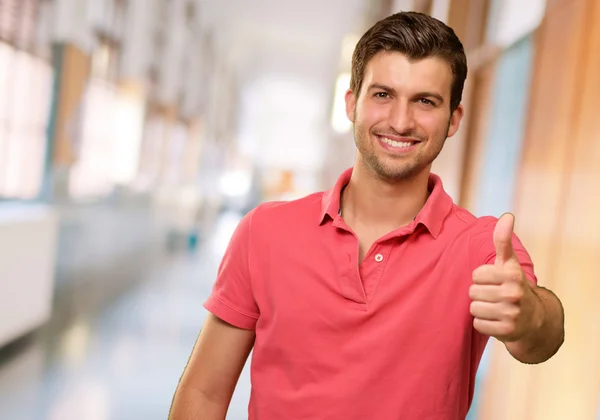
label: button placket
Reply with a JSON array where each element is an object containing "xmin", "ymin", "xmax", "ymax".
[
  {"xmin": 362, "ymin": 245, "xmax": 393, "ymax": 302},
  {"xmin": 338, "ymin": 232, "xmax": 367, "ymax": 307}
]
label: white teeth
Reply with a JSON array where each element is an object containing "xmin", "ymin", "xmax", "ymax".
[{"xmin": 380, "ymin": 137, "xmax": 413, "ymax": 148}]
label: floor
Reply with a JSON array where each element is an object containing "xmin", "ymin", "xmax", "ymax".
[{"xmin": 0, "ymin": 209, "xmax": 251, "ymax": 420}]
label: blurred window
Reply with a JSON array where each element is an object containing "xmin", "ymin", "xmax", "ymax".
[
  {"xmin": 0, "ymin": 0, "xmax": 52, "ymax": 199},
  {"xmin": 0, "ymin": 0, "xmax": 39, "ymax": 51},
  {"xmin": 68, "ymin": 78, "xmax": 119, "ymax": 199},
  {"xmin": 69, "ymin": 24, "xmax": 146, "ymax": 200},
  {"xmin": 69, "ymin": 78, "xmax": 146, "ymax": 200}
]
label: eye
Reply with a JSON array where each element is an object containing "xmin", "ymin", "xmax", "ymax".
[
  {"xmin": 418, "ymin": 98, "xmax": 435, "ymax": 106},
  {"xmin": 374, "ymin": 92, "xmax": 390, "ymax": 99}
]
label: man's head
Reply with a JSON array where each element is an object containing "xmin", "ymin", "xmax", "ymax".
[{"xmin": 345, "ymin": 12, "xmax": 467, "ymax": 181}]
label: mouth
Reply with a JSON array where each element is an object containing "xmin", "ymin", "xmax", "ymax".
[{"xmin": 375, "ymin": 135, "xmax": 421, "ymax": 154}]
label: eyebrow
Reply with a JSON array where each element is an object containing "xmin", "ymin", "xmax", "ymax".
[{"xmin": 367, "ymin": 83, "xmax": 445, "ymax": 104}]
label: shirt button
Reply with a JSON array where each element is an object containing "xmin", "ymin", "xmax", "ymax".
[{"xmin": 375, "ymin": 253, "xmax": 384, "ymax": 262}]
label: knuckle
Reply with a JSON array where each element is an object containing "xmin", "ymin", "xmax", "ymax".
[
  {"xmin": 503, "ymin": 284, "xmax": 524, "ymax": 303},
  {"xmin": 473, "ymin": 264, "xmax": 491, "ymax": 277},
  {"xmin": 506, "ymin": 267, "xmax": 523, "ymax": 283},
  {"xmin": 473, "ymin": 264, "xmax": 488, "ymax": 274},
  {"xmin": 505, "ymin": 305, "xmax": 520, "ymax": 321},
  {"xmin": 469, "ymin": 285, "xmax": 479, "ymax": 300}
]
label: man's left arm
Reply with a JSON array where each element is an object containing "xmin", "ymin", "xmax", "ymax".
[
  {"xmin": 504, "ymin": 284, "xmax": 565, "ymax": 364},
  {"xmin": 469, "ymin": 213, "xmax": 565, "ymax": 364}
]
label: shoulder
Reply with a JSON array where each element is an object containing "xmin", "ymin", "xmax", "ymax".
[
  {"xmin": 445, "ymin": 204, "xmax": 506, "ymax": 260},
  {"xmin": 244, "ymin": 191, "xmax": 324, "ymax": 231},
  {"xmin": 444, "ymin": 203, "xmax": 499, "ymax": 235},
  {"xmin": 449, "ymin": 206, "xmax": 535, "ymax": 274}
]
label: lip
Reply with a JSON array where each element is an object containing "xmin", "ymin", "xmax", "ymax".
[{"xmin": 376, "ymin": 135, "xmax": 420, "ymax": 155}]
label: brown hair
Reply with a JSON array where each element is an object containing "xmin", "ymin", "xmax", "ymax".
[{"xmin": 350, "ymin": 11, "xmax": 467, "ymax": 112}]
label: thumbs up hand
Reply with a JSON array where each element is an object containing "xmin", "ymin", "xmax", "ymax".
[{"xmin": 469, "ymin": 213, "xmax": 542, "ymax": 342}]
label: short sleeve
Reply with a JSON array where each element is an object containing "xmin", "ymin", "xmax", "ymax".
[
  {"xmin": 203, "ymin": 207, "xmax": 260, "ymax": 330},
  {"xmin": 470, "ymin": 216, "xmax": 538, "ymax": 285}
]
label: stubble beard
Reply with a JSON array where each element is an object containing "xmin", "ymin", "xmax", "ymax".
[{"xmin": 353, "ymin": 117, "xmax": 451, "ymax": 182}]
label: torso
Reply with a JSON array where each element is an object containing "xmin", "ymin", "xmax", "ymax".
[
  {"xmin": 243, "ymin": 198, "xmax": 494, "ymax": 420},
  {"xmin": 205, "ymin": 170, "xmax": 537, "ymax": 420}
]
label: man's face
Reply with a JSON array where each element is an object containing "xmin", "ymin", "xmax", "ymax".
[{"xmin": 345, "ymin": 51, "xmax": 464, "ymax": 181}]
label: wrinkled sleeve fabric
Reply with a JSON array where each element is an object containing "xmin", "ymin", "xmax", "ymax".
[{"xmin": 203, "ymin": 207, "xmax": 260, "ymax": 330}]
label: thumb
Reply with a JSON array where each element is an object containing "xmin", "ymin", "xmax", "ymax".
[{"xmin": 494, "ymin": 212, "xmax": 516, "ymax": 265}]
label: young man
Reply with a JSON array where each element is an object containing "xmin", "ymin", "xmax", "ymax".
[{"xmin": 170, "ymin": 11, "xmax": 565, "ymax": 420}]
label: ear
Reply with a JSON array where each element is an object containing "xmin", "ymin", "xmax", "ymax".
[
  {"xmin": 446, "ymin": 104, "xmax": 464, "ymax": 138},
  {"xmin": 345, "ymin": 89, "xmax": 357, "ymax": 123}
]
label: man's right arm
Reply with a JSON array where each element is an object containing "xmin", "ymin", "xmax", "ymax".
[{"xmin": 169, "ymin": 313, "xmax": 255, "ymax": 420}]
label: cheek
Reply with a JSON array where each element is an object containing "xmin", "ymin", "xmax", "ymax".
[
  {"xmin": 356, "ymin": 101, "xmax": 388, "ymax": 127},
  {"xmin": 415, "ymin": 112, "xmax": 448, "ymax": 138}
]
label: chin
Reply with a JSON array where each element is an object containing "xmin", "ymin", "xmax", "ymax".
[
  {"xmin": 372, "ymin": 164, "xmax": 415, "ymax": 181},
  {"xmin": 377, "ymin": 159, "xmax": 426, "ymax": 180}
]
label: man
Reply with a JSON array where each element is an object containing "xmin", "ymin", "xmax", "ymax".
[{"xmin": 170, "ymin": 11, "xmax": 565, "ymax": 420}]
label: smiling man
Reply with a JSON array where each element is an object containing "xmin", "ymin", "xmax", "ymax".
[{"xmin": 170, "ymin": 11, "xmax": 565, "ymax": 420}]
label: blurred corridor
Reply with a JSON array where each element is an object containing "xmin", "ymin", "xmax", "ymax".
[{"xmin": 0, "ymin": 0, "xmax": 599, "ymax": 419}]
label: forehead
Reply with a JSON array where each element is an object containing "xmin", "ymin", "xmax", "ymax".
[{"xmin": 362, "ymin": 51, "xmax": 453, "ymax": 97}]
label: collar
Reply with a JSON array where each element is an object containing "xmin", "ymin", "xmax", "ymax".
[{"xmin": 318, "ymin": 167, "xmax": 453, "ymax": 239}]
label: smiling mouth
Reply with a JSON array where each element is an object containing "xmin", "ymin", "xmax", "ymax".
[{"xmin": 376, "ymin": 135, "xmax": 421, "ymax": 148}]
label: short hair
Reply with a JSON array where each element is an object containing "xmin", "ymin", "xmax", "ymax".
[{"xmin": 350, "ymin": 11, "xmax": 467, "ymax": 112}]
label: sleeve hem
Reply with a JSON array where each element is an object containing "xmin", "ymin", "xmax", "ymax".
[
  {"xmin": 203, "ymin": 296, "xmax": 258, "ymax": 330},
  {"xmin": 482, "ymin": 250, "xmax": 538, "ymax": 285}
]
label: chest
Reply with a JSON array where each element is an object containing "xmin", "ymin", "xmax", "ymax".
[
  {"xmin": 250, "ymin": 230, "xmax": 478, "ymax": 400},
  {"xmin": 252, "ymin": 229, "xmax": 474, "ymax": 335}
]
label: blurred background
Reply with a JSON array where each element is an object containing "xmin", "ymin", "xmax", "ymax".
[{"xmin": 0, "ymin": 0, "xmax": 598, "ymax": 419}]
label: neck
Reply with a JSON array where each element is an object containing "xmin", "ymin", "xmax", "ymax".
[{"xmin": 341, "ymin": 160, "xmax": 431, "ymax": 230}]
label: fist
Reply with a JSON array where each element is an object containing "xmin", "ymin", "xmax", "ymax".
[{"xmin": 469, "ymin": 213, "xmax": 540, "ymax": 342}]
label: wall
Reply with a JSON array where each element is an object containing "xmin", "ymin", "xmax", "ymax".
[
  {"xmin": 0, "ymin": 204, "xmax": 58, "ymax": 347},
  {"xmin": 474, "ymin": 36, "xmax": 534, "ymax": 217},
  {"xmin": 480, "ymin": 0, "xmax": 600, "ymax": 418}
]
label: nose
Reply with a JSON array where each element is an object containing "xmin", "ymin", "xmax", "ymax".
[{"xmin": 388, "ymin": 99, "xmax": 416, "ymax": 135}]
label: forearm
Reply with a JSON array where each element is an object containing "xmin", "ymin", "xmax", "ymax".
[
  {"xmin": 505, "ymin": 286, "xmax": 565, "ymax": 364},
  {"xmin": 169, "ymin": 386, "xmax": 229, "ymax": 420}
]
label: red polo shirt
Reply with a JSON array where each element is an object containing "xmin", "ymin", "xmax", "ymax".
[{"xmin": 204, "ymin": 168, "xmax": 537, "ymax": 420}]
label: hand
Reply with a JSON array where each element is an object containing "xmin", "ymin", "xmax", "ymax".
[{"xmin": 469, "ymin": 213, "xmax": 542, "ymax": 342}]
